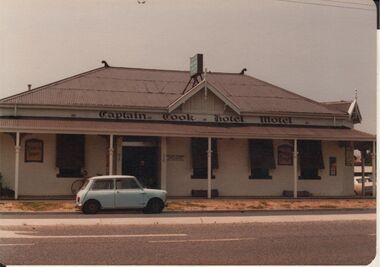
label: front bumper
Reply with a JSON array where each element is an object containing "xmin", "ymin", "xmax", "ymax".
[{"xmin": 75, "ymin": 202, "xmax": 83, "ymax": 209}]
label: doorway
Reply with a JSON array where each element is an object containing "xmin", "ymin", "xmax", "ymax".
[{"xmin": 122, "ymin": 146, "xmax": 159, "ymax": 189}]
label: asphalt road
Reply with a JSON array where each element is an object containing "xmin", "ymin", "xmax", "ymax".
[
  {"xmin": 0, "ymin": 220, "xmax": 376, "ymax": 265},
  {"xmin": 0, "ymin": 208, "xmax": 375, "ymax": 219}
]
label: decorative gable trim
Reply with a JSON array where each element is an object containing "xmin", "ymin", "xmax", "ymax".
[
  {"xmin": 348, "ymin": 100, "xmax": 362, "ymax": 124},
  {"xmin": 168, "ymin": 79, "xmax": 241, "ymax": 115}
]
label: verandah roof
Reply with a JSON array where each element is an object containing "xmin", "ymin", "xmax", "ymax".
[{"xmin": 0, "ymin": 119, "xmax": 374, "ymax": 141}]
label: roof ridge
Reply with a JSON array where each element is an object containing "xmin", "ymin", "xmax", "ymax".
[
  {"xmin": 0, "ymin": 67, "xmax": 105, "ymax": 103},
  {"xmin": 105, "ymin": 66, "xmax": 189, "ymax": 73},
  {"xmin": 242, "ymin": 74, "xmax": 346, "ymax": 115},
  {"xmin": 41, "ymin": 87, "xmax": 181, "ymax": 95}
]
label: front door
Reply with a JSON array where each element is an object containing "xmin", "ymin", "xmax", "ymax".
[{"xmin": 122, "ymin": 146, "xmax": 159, "ymax": 188}]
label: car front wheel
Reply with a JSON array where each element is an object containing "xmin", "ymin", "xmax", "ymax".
[
  {"xmin": 83, "ymin": 200, "xmax": 100, "ymax": 214},
  {"xmin": 144, "ymin": 198, "xmax": 164, "ymax": 214}
]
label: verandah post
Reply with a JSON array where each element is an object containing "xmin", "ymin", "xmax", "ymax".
[
  {"xmin": 109, "ymin": 134, "xmax": 114, "ymax": 175},
  {"xmin": 293, "ymin": 139, "xmax": 298, "ymax": 199},
  {"xmin": 160, "ymin": 136, "xmax": 167, "ymax": 190},
  {"xmin": 361, "ymin": 149, "xmax": 366, "ymax": 197},
  {"xmin": 14, "ymin": 132, "xmax": 20, "ymax": 200},
  {"xmin": 207, "ymin": 137, "xmax": 212, "ymax": 199},
  {"xmin": 372, "ymin": 141, "xmax": 376, "ymax": 197}
]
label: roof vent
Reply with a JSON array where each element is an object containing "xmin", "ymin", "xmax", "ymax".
[
  {"xmin": 101, "ymin": 60, "xmax": 110, "ymax": 68},
  {"xmin": 240, "ymin": 68, "xmax": 247, "ymax": 75},
  {"xmin": 27, "ymin": 84, "xmax": 32, "ymax": 91}
]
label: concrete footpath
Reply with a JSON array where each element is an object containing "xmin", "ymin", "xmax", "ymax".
[{"xmin": 0, "ymin": 210, "xmax": 376, "ymax": 226}]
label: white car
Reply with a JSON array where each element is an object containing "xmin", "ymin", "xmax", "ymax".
[
  {"xmin": 354, "ymin": 176, "xmax": 373, "ymax": 196},
  {"xmin": 76, "ymin": 175, "xmax": 167, "ymax": 214}
]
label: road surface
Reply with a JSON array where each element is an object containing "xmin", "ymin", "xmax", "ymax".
[{"xmin": 0, "ymin": 218, "xmax": 376, "ymax": 265}]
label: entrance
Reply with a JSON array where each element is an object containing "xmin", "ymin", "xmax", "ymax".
[{"xmin": 122, "ymin": 146, "xmax": 159, "ymax": 189}]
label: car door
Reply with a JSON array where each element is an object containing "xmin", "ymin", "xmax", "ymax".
[
  {"xmin": 87, "ymin": 179, "xmax": 115, "ymax": 209},
  {"xmin": 115, "ymin": 178, "xmax": 145, "ymax": 208}
]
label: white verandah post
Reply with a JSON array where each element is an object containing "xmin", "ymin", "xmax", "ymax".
[
  {"xmin": 293, "ymin": 139, "xmax": 298, "ymax": 199},
  {"xmin": 207, "ymin": 137, "xmax": 212, "ymax": 199},
  {"xmin": 372, "ymin": 141, "xmax": 376, "ymax": 197},
  {"xmin": 14, "ymin": 132, "xmax": 20, "ymax": 200},
  {"xmin": 160, "ymin": 137, "xmax": 167, "ymax": 190},
  {"xmin": 361, "ymin": 149, "xmax": 366, "ymax": 197},
  {"xmin": 109, "ymin": 134, "xmax": 114, "ymax": 175}
]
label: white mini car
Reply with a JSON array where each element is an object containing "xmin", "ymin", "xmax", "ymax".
[{"xmin": 76, "ymin": 175, "xmax": 167, "ymax": 214}]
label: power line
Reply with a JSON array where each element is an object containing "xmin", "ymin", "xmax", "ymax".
[
  {"xmin": 318, "ymin": 0, "xmax": 372, "ymax": 7},
  {"xmin": 276, "ymin": 0, "xmax": 375, "ymax": 11}
]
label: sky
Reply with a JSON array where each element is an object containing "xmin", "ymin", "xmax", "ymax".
[{"xmin": 0, "ymin": 0, "xmax": 377, "ymax": 133}]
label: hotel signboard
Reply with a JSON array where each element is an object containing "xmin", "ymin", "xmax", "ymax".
[{"xmin": 0, "ymin": 106, "xmax": 352, "ymax": 128}]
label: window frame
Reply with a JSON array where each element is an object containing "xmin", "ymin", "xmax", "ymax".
[
  {"xmin": 56, "ymin": 134, "xmax": 85, "ymax": 178},
  {"xmin": 116, "ymin": 178, "xmax": 142, "ymax": 190},
  {"xmin": 299, "ymin": 168, "xmax": 321, "ymax": 180},
  {"xmin": 91, "ymin": 179, "xmax": 115, "ymax": 191},
  {"xmin": 249, "ymin": 168, "xmax": 272, "ymax": 180},
  {"xmin": 191, "ymin": 138, "xmax": 218, "ymax": 179}
]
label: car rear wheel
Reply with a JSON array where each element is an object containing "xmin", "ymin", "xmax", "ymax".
[
  {"xmin": 144, "ymin": 198, "xmax": 164, "ymax": 214},
  {"xmin": 83, "ymin": 200, "xmax": 100, "ymax": 214}
]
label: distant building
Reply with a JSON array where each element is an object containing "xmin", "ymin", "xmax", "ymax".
[{"xmin": 0, "ymin": 59, "xmax": 375, "ymax": 198}]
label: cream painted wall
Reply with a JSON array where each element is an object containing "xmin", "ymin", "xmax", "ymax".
[
  {"xmin": 0, "ymin": 133, "xmax": 107, "ymax": 196},
  {"xmin": 0, "ymin": 133, "xmax": 15, "ymax": 190},
  {"xmin": 0, "ymin": 133, "xmax": 355, "ymax": 197},
  {"xmin": 166, "ymin": 138, "xmax": 354, "ymax": 197},
  {"xmin": 298, "ymin": 141, "xmax": 354, "ymax": 196}
]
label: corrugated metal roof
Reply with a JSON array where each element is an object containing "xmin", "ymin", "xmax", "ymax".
[
  {"xmin": 0, "ymin": 118, "xmax": 374, "ymax": 141},
  {"xmin": 322, "ymin": 101, "xmax": 352, "ymax": 113},
  {"xmin": 0, "ymin": 66, "xmax": 346, "ymax": 116}
]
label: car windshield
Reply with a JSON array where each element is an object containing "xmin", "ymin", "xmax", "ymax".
[{"xmin": 80, "ymin": 180, "xmax": 90, "ymax": 190}]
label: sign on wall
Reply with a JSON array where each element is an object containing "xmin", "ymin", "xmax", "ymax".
[
  {"xmin": 277, "ymin": 144, "xmax": 293, "ymax": 165},
  {"xmin": 2, "ymin": 106, "xmax": 353, "ymax": 128},
  {"xmin": 25, "ymin": 139, "xmax": 44, "ymax": 163}
]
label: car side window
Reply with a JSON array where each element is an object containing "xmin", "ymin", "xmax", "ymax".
[
  {"xmin": 116, "ymin": 178, "xmax": 141, "ymax": 190},
  {"xmin": 92, "ymin": 180, "xmax": 114, "ymax": 190}
]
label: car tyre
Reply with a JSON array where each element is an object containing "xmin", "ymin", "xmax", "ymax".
[
  {"xmin": 144, "ymin": 198, "xmax": 164, "ymax": 214},
  {"xmin": 83, "ymin": 200, "xmax": 100, "ymax": 214}
]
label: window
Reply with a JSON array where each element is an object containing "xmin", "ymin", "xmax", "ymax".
[
  {"xmin": 298, "ymin": 140, "xmax": 324, "ymax": 180},
  {"xmin": 116, "ymin": 178, "xmax": 141, "ymax": 189},
  {"xmin": 56, "ymin": 134, "xmax": 85, "ymax": 177},
  {"xmin": 249, "ymin": 139, "xmax": 275, "ymax": 179},
  {"xmin": 329, "ymin": 157, "xmax": 337, "ymax": 176},
  {"xmin": 92, "ymin": 180, "xmax": 114, "ymax": 190},
  {"xmin": 191, "ymin": 138, "xmax": 218, "ymax": 179},
  {"xmin": 250, "ymin": 168, "xmax": 270, "ymax": 179}
]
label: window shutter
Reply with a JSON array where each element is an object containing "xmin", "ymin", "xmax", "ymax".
[
  {"xmin": 211, "ymin": 139, "xmax": 218, "ymax": 169},
  {"xmin": 249, "ymin": 139, "xmax": 275, "ymax": 169},
  {"xmin": 191, "ymin": 138, "xmax": 207, "ymax": 169},
  {"xmin": 191, "ymin": 138, "xmax": 218, "ymax": 169},
  {"xmin": 56, "ymin": 134, "xmax": 85, "ymax": 169},
  {"xmin": 299, "ymin": 140, "xmax": 324, "ymax": 169}
]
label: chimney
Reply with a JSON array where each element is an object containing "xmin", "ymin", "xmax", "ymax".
[{"xmin": 27, "ymin": 84, "xmax": 32, "ymax": 91}]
